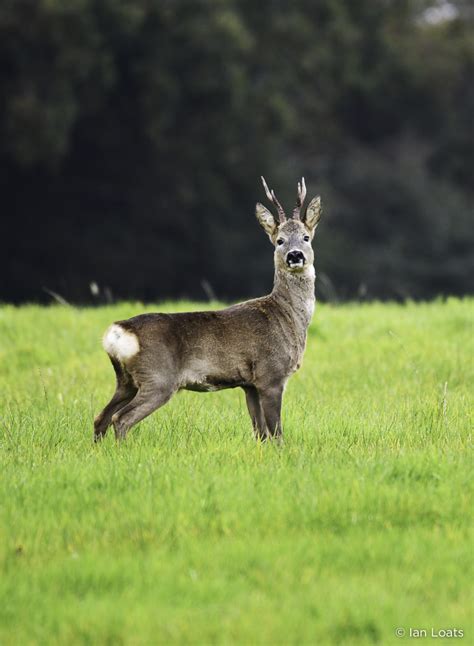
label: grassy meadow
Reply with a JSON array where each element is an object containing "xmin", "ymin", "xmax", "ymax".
[{"xmin": 0, "ymin": 298, "xmax": 472, "ymax": 645}]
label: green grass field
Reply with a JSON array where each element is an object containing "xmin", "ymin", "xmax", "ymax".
[{"xmin": 0, "ymin": 299, "xmax": 472, "ymax": 645}]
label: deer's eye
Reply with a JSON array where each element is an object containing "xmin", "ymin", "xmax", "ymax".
[
  {"xmin": 276, "ymin": 238, "xmax": 284, "ymax": 246},
  {"xmin": 303, "ymin": 235, "xmax": 310, "ymax": 242}
]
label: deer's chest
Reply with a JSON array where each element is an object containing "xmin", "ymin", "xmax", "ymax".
[
  {"xmin": 282, "ymin": 317, "xmax": 311, "ymax": 372},
  {"xmin": 287, "ymin": 342, "xmax": 306, "ymax": 375}
]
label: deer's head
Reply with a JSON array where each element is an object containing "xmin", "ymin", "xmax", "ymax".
[{"xmin": 256, "ymin": 177, "xmax": 322, "ymax": 273}]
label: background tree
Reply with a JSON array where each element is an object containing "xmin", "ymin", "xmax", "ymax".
[{"xmin": 1, "ymin": 0, "xmax": 472, "ymax": 303}]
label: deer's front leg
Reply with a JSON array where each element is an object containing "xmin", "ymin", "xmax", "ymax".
[
  {"xmin": 243, "ymin": 386, "xmax": 266, "ymax": 440},
  {"xmin": 259, "ymin": 385, "xmax": 284, "ymax": 441}
]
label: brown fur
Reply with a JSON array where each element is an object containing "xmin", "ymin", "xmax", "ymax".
[{"xmin": 94, "ymin": 179, "xmax": 322, "ymax": 442}]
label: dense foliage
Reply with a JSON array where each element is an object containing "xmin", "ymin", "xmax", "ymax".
[{"xmin": 1, "ymin": 0, "xmax": 472, "ymax": 302}]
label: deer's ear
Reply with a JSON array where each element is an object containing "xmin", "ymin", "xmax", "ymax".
[
  {"xmin": 256, "ymin": 203, "xmax": 277, "ymax": 239},
  {"xmin": 305, "ymin": 196, "xmax": 322, "ymax": 232}
]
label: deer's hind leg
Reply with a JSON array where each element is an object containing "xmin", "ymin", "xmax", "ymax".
[
  {"xmin": 94, "ymin": 357, "xmax": 138, "ymax": 442},
  {"xmin": 111, "ymin": 377, "xmax": 176, "ymax": 441}
]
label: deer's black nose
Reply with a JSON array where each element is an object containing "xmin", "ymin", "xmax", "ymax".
[{"xmin": 286, "ymin": 250, "xmax": 305, "ymax": 266}]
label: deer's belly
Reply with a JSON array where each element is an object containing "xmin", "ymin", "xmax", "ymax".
[
  {"xmin": 180, "ymin": 359, "xmax": 248, "ymax": 392},
  {"xmin": 184, "ymin": 379, "xmax": 243, "ymax": 392}
]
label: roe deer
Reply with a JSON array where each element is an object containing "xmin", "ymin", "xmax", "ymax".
[{"xmin": 94, "ymin": 178, "xmax": 322, "ymax": 442}]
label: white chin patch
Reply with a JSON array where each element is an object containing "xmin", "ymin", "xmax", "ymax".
[
  {"xmin": 103, "ymin": 324, "xmax": 139, "ymax": 362},
  {"xmin": 288, "ymin": 260, "xmax": 304, "ymax": 269}
]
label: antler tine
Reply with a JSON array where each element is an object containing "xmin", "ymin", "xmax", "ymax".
[
  {"xmin": 261, "ymin": 176, "xmax": 273, "ymax": 202},
  {"xmin": 293, "ymin": 177, "xmax": 307, "ymax": 220},
  {"xmin": 300, "ymin": 177, "xmax": 307, "ymax": 204},
  {"xmin": 261, "ymin": 176, "xmax": 286, "ymax": 223}
]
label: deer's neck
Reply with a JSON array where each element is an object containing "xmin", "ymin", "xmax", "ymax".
[{"xmin": 271, "ymin": 265, "xmax": 315, "ymax": 335}]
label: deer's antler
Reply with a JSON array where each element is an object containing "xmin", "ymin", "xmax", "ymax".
[
  {"xmin": 293, "ymin": 177, "xmax": 307, "ymax": 220},
  {"xmin": 261, "ymin": 176, "xmax": 287, "ymax": 223}
]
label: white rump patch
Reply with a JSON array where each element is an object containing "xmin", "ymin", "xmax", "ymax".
[{"xmin": 102, "ymin": 324, "xmax": 139, "ymax": 363}]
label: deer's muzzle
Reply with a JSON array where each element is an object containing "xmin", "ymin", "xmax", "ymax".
[{"xmin": 286, "ymin": 250, "xmax": 305, "ymax": 269}]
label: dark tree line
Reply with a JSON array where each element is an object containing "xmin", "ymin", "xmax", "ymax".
[{"xmin": 1, "ymin": 0, "xmax": 472, "ymax": 303}]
